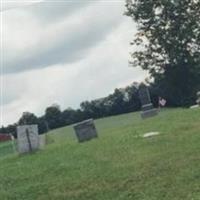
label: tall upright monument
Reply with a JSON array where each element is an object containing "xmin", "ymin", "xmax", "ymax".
[{"xmin": 138, "ymin": 84, "xmax": 158, "ymax": 119}]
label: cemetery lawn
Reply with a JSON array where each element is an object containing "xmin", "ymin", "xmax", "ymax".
[{"xmin": 0, "ymin": 108, "xmax": 200, "ymax": 200}]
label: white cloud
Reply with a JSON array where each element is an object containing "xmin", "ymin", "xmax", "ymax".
[
  {"xmin": 3, "ymin": 1, "xmax": 125, "ymax": 74},
  {"xmin": 0, "ymin": 0, "xmax": 43, "ymax": 12},
  {"xmin": 1, "ymin": 1, "xmax": 147, "ymax": 126}
]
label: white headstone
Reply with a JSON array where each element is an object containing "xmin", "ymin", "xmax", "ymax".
[{"xmin": 17, "ymin": 125, "xmax": 39, "ymax": 154}]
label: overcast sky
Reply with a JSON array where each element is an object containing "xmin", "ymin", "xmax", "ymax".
[{"xmin": 0, "ymin": 0, "xmax": 147, "ymax": 126}]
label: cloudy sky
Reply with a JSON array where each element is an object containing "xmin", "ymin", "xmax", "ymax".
[{"xmin": 0, "ymin": 0, "xmax": 147, "ymax": 126}]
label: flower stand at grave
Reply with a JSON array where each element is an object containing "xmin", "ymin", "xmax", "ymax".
[
  {"xmin": 138, "ymin": 84, "xmax": 158, "ymax": 119},
  {"xmin": 73, "ymin": 119, "xmax": 98, "ymax": 143},
  {"xmin": 17, "ymin": 125, "xmax": 39, "ymax": 154}
]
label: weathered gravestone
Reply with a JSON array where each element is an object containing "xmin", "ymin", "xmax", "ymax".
[
  {"xmin": 17, "ymin": 125, "xmax": 39, "ymax": 154},
  {"xmin": 73, "ymin": 119, "xmax": 98, "ymax": 143},
  {"xmin": 138, "ymin": 84, "xmax": 158, "ymax": 119}
]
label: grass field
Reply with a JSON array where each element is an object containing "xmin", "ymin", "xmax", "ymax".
[
  {"xmin": 0, "ymin": 108, "xmax": 200, "ymax": 200},
  {"xmin": 0, "ymin": 141, "xmax": 15, "ymax": 159}
]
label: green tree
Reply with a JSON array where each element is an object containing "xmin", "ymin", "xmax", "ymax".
[
  {"xmin": 18, "ymin": 112, "xmax": 38, "ymax": 125},
  {"xmin": 45, "ymin": 104, "xmax": 63, "ymax": 129},
  {"xmin": 125, "ymin": 0, "xmax": 200, "ymax": 106},
  {"xmin": 109, "ymin": 89, "xmax": 126, "ymax": 115}
]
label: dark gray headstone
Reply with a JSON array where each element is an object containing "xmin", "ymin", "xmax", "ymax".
[
  {"xmin": 73, "ymin": 119, "xmax": 98, "ymax": 143},
  {"xmin": 17, "ymin": 125, "xmax": 39, "ymax": 154},
  {"xmin": 138, "ymin": 84, "xmax": 158, "ymax": 119}
]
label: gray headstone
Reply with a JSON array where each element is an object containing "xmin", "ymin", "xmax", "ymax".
[
  {"xmin": 138, "ymin": 84, "xmax": 158, "ymax": 119},
  {"xmin": 73, "ymin": 119, "xmax": 98, "ymax": 143},
  {"xmin": 17, "ymin": 125, "xmax": 39, "ymax": 154}
]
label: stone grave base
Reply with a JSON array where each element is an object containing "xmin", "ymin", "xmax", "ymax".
[
  {"xmin": 141, "ymin": 108, "xmax": 158, "ymax": 119},
  {"xmin": 142, "ymin": 103, "xmax": 154, "ymax": 111}
]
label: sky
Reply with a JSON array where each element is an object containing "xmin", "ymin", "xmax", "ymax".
[{"xmin": 0, "ymin": 0, "xmax": 147, "ymax": 126}]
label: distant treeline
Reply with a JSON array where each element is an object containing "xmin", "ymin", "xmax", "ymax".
[{"xmin": 0, "ymin": 81, "xmax": 197, "ymax": 137}]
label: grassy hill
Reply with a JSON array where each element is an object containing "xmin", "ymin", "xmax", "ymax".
[{"xmin": 0, "ymin": 108, "xmax": 200, "ymax": 200}]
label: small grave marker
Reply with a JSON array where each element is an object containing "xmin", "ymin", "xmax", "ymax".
[{"xmin": 73, "ymin": 119, "xmax": 98, "ymax": 143}]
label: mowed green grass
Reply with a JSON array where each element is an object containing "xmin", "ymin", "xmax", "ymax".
[
  {"xmin": 0, "ymin": 108, "xmax": 200, "ymax": 200},
  {"xmin": 0, "ymin": 141, "xmax": 15, "ymax": 159}
]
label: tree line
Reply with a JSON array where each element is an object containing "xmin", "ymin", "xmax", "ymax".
[
  {"xmin": 0, "ymin": 80, "xmax": 198, "ymax": 137},
  {"xmin": 0, "ymin": 82, "xmax": 158, "ymax": 136}
]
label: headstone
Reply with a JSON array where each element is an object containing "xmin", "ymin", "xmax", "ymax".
[
  {"xmin": 17, "ymin": 125, "xmax": 39, "ymax": 154},
  {"xmin": 73, "ymin": 119, "xmax": 98, "ymax": 143},
  {"xmin": 138, "ymin": 84, "xmax": 158, "ymax": 119}
]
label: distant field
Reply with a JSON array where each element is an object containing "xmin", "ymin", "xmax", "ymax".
[{"xmin": 0, "ymin": 108, "xmax": 200, "ymax": 200}]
